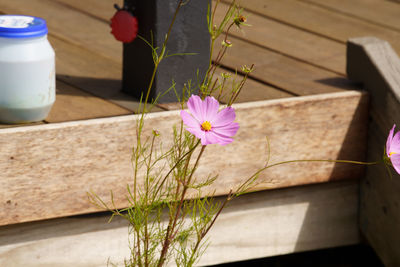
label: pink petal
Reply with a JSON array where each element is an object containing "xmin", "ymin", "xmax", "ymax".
[
  {"xmin": 203, "ymin": 96, "xmax": 220, "ymax": 121},
  {"xmin": 213, "ymin": 122, "xmax": 239, "ymax": 137},
  {"xmin": 390, "ymin": 153, "xmax": 400, "ymax": 175},
  {"xmin": 208, "ymin": 131, "xmax": 234, "ymax": 145},
  {"xmin": 186, "ymin": 127, "xmax": 204, "ymax": 140},
  {"xmin": 203, "ymin": 131, "xmax": 221, "ymax": 145},
  {"xmin": 212, "ymin": 106, "xmax": 236, "ymax": 127},
  {"xmin": 391, "ymin": 131, "xmax": 400, "ymax": 155},
  {"xmin": 387, "ymin": 124, "xmax": 396, "ymax": 156},
  {"xmin": 181, "ymin": 110, "xmax": 200, "ymax": 128},
  {"xmin": 187, "ymin": 95, "xmax": 205, "ymax": 122}
]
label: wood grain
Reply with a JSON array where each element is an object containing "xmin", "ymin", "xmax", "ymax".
[
  {"xmin": 0, "ymin": 91, "xmax": 368, "ymax": 226},
  {"xmin": 58, "ymin": 0, "xmax": 347, "ymax": 75},
  {"xmin": 216, "ymin": 35, "xmax": 354, "ymax": 96},
  {"xmin": 347, "ymin": 37, "xmax": 400, "ymax": 267},
  {"xmin": 0, "ymin": 0, "xmax": 122, "ymax": 63},
  {"xmin": 46, "ymin": 81, "xmax": 132, "ymax": 123},
  {"xmin": 303, "ymin": 0, "xmax": 400, "ymax": 32},
  {"xmin": 53, "ymin": 0, "xmax": 122, "ymax": 23},
  {"xmin": 51, "ymin": 0, "xmax": 302, "ymax": 100},
  {"xmin": 0, "ymin": 181, "xmax": 359, "ymax": 266},
  {"xmin": 0, "ymin": 0, "xmax": 160, "ymax": 114},
  {"xmin": 230, "ymin": 0, "xmax": 400, "ymax": 54},
  {"xmin": 60, "ymin": 0, "xmax": 354, "ymax": 96},
  {"xmin": 215, "ymin": 2, "xmax": 346, "ymax": 75}
]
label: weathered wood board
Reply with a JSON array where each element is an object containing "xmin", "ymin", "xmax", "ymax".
[
  {"xmin": 304, "ymin": 0, "xmax": 400, "ymax": 33},
  {"xmin": 347, "ymin": 37, "xmax": 400, "ymax": 267},
  {"xmin": 0, "ymin": 180, "xmax": 360, "ymax": 267},
  {"xmin": 231, "ymin": 0, "xmax": 400, "ymax": 54},
  {"xmin": 0, "ymin": 0, "xmax": 356, "ymax": 101},
  {"xmin": 46, "ymin": 80, "xmax": 132, "ymax": 123},
  {"xmin": 0, "ymin": 91, "xmax": 368, "ymax": 226},
  {"xmin": 215, "ymin": 1, "xmax": 346, "ymax": 75}
]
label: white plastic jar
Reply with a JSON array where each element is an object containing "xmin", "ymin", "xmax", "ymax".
[{"xmin": 0, "ymin": 15, "xmax": 55, "ymax": 123}]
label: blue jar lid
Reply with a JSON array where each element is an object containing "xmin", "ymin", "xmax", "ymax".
[{"xmin": 0, "ymin": 15, "xmax": 48, "ymax": 38}]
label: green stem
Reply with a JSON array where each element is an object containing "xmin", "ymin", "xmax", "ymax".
[
  {"xmin": 188, "ymin": 190, "xmax": 233, "ymax": 265},
  {"xmin": 157, "ymin": 145, "xmax": 206, "ymax": 267},
  {"xmin": 236, "ymin": 159, "xmax": 382, "ymax": 194},
  {"xmin": 152, "ymin": 140, "xmax": 200, "ymax": 202}
]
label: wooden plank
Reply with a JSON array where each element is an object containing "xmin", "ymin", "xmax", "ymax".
[
  {"xmin": 0, "ymin": 91, "xmax": 368, "ymax": 226},
  {"xmin": 212, "ymin": 70, "xmax": 294, "ymax": 103},
  {"xmin": 49, "ymin": 1, "xmax": 292, "ymax": 109},
  {"xmin": 46, "ymin": 81, "xmax": 132, "ymax": 123},
  {"xmin": 57, "ymin": 0, "xmax": 347, "ymax": 75},
  {"xmin": 0, "ymin": 0, "xmax": 122, "ymax": 63},
  {"xmin": 0, "ymin": 181, "xmax": 360, "ymax": 266},
  {"xmin": 216, "ymin": 35, "xmax": 354, "ymax": 96},
  {"xmin": 214, "ymin": 2, "xmax": 346, "ymax": 75},
  {"xmin": 0, "ymin": 0, "xmax": 154, "ymax": 115},
  {"xmin": 30, "ymin": 0, "xmax": 353, "ymax": 97},
  {"xmin": 49, "ymin": 34, "xmax": 126, "ymax": 112},
  {"xmin": 230, "ymin": 0, "xmax": 400, "ymax": 54},
  {"xmin": 157, "ymin": 71, "xmax": 294, "ymax": 111},
  {"xmin": 52, "ymin": 0, "xmax": 121, "ymax": 23},
  {"xmin": 50, "ymin": 35, "xmax": 163, "ymax": 113},
  {"xmin": 303, "ymin": 0, "xmax": 400, "ymax": 32},
  {"xmin": 347, "ymin": 37, "xmax": 400, "ymax": 267}
]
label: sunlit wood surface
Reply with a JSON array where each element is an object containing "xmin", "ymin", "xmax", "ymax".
[{"xmin": 1, "ymin": 0, "xmax": 399, "ymax": 127}]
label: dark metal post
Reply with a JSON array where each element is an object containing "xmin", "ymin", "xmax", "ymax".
[{"xmin": 122, "ymin": 0, "xmax": 210, "ymax": 103}]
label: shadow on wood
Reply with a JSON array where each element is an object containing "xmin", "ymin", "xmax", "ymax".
[
  {"xmin": 347, "ymin": 36, "xmax": 400, "ymax": 267},
  {"xmin": 0, "ymin": 181, "xmax": 359, "ymax": 266},
  {"xmin": 293, "ymin": 89, "xmax": 369, "ymax": 252}
]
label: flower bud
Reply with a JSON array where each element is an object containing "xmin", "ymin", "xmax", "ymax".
[{"xmin": 221, "ymin": 39, "xmax": 233, "ymax": 48}]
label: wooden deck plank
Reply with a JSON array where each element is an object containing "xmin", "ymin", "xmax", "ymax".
[
  {"xmin": 215, "ymin": 2, "xmax": 346, "ymax": 75},
  {"xmin": 53, "ymin": 0, "xmax": 122, "ymax": 22},
  {"xmin": 157, "ymin": 69, "xmax": 294, "ymax": 111},
  {"xmin": 217, "ymin": 35, "xmax": 353, "ymax": 96},
  {"xmin": 0, "ymin": 180, "xmax": 360, "ymax": 266},
  {"xmin": 56, "ymin": 0, "xmax": 347, "ymax": 75},
  {"xmin": 0, "ymin": 91, "xmax": 368, "ymax": 225},
  {"xmin": 230, "ymin": 0, "xmax": 400, "ymax": 54},
  {"xmin": 0, "ymin": 0, "xmax": 163, "ymax": 115},
  {"xmin": 50, "ymin": 0, "xmax": 302, "ymax": 100},
  {"xmin": 1, "ymin": 0, "xmax": 293, "ymax": 113},
  {"xmin": 0, "ymin": 0, "xmax": 122, "ymax": 63},
  {"xmin": 302, "ymin": 0, "xmax": 400, "ymax": 33},
  {"xmin": 50, "ymin": 35, "xmax": 163, "ymax": 114},
  {"xmin": 48, "ymin": 0, "xmax": 351, "ymax": 97},
  {"xmin": 46, "ymin": 81, "xmax": 132, "ymax": 123},
  {"xmin": 214, "ymin": 69, "xmax": 295, "ymax": 103}
]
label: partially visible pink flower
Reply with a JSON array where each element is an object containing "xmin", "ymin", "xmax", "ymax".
[
  {"xmin": 386, "ymin": 124, "xmax": 400, "ymax": 174},
  {"xmin": 180, "ymin": 95, "xmax": 239, "ymax": 146}
]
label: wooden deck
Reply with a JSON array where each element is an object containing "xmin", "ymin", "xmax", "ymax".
[
  {"xmin": 2, "ymin": 0, "xmax": 399, "ymax": 127},
  {"xmin": 1, "ymin": 0, "xmax": 400, "ymax": 266}
]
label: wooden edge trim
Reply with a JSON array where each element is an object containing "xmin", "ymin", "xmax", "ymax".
[
  {"xmin": 0, "ymin": 90, "xmax": 364, "ymax": 134},
  {"xmin": 0, "ymin": 90, "xmax": 368, "ymax": 226}
]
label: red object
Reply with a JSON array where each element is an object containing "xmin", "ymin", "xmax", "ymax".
[{"xmin": 110, "ymin": 10, "xmax": 138, "ymax": 43}]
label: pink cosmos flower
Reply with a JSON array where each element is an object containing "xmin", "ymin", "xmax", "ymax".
[
  {"xmin": 180, "ymin": 95, "xmax": 239, "ymax": 146},
  {"xmin": 386, "ymin": 124, "xmax": 400, "ymax": 174}
]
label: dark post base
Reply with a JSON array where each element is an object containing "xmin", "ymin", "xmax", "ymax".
[{"xmin": 122, "ymin": 0, "xmax": 210, "ymax": 103}]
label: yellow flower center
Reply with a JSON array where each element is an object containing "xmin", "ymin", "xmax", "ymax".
[
  {"xmin": 390, "ymin": 152, "xmax": 397, "ymax": 157},
  {"xmin": 201, "ymin": 121, "xmax": 212, "ymax": 131}
]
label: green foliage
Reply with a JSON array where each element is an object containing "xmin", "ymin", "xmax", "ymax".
[
  {"xmin": 88, "ymin": 1, "xmax": 257, "ymax": 266},
  {"xmin": 87, "ymin": 1, "xmax": 383, "ymax": 266}
]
